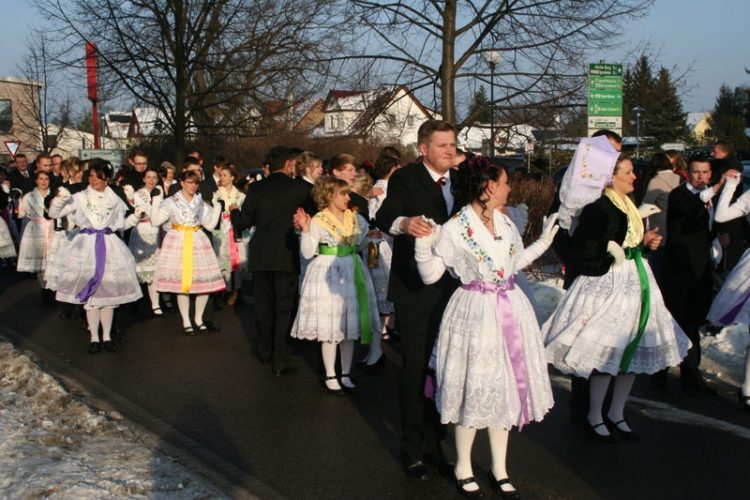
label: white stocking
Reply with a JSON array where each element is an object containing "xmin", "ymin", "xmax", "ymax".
[
  {"xmin": 194, "ymin": 294, "xmax": 209, "ymax": 326},
  {"xmin": 86, "ymin": 308, "xmax": 101, "ymax": 342},
  {"xmin": 321, "ymin": 342, "xmax": 341, "ymax": 391},
  {"xmin": 607, "ymin": 373, "xmax": 636, "ymax": 430},
  {"xmin": 100, "ymin": 307, "xmax": 115, "ymax": 342},
  {"xmin": 339, "ymin": 340, "xmax": 356, "ymax": 389},
  {"xmin": 147, "ymin": 283, "xmax": 160, "ymax": 310},
  {"xmin": 588, "ymin": 374, "xmax": 612, "ymax": 436},
  {"xmin": 176, "ymin": 294, "xmax": 191, "ymax": 328},
  {"xmin": 454, "ymin": 425, "xmax": 478, "ymax": 491},
  {"xmin": 488, "ymin": 428, "xmax": 516, "ymax": 491}
]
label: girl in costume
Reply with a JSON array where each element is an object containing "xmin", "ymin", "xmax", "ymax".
[
  {"xmin": 151, "ymin": 170, "xmax": 225, "ymax": 335},
  {"xmin": 213, "ymin": 163, "xmax": 251, "ymax": 306},
  {"xmin": 0, "ymin": 178, "xmax": 17, "ymax": 266},
  {"xmin": 49, "ymin": 160, "xmax": 143, "ymax": 353},
  {"xmin": 128, "ymin": 168, "xmax": 164, "ymax": 316},
  {"xmin": 291, "ymin": 176, "xmax": 381, "ymax": 394},
  {"xmin": 16, "ymin": 171, "xmax": 53, "ymax": 289},
  {"xmin": 414, "ymin": 156, "xmax": 557, "ymax": 498},
  {"xmin": 706, "ymin": 170, "xmax": 750, "ymax": 412},
  {"xmin": 543, "ymin": 155, "xmax": 690, "ymax": 441}
]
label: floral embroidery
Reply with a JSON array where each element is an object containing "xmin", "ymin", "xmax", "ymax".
[
  {"xmin": 84, "ymin": 187, "xmax": 117, "ymax": 226},
  {"xmin": 457, "ymin": 207, "xmax": 508, "ymax": 285},
  {"xmin": 313, "ymin": 209, "xmax": 359, "ymax": 246}
]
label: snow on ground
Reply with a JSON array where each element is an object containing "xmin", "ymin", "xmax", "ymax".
[{"xmin": 0, "ymin": 338, "xmax": 228, "ymax": 498}]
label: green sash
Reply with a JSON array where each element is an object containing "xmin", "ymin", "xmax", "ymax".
[
  {"xmin": 619, "ymin": 245, "xmax": 650, "ymax": 372},
  {"xmin": 318, "ymin": 245, "xmax": 371, "ymax": 345}
]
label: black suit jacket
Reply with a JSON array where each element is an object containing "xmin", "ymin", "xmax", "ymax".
[
  {"xmin": 294, "ymin": 177, "xmax": 318, "ymax": 216},
  {"xmin": 375, "ymin": 162, "xmax": 458, "ymax": 309},
  {"xmin": 8, "ymin": 169, "xmax": 34, "ymax": 194},
  {"xmin": 663, "ymin": 184, "xmax": 715, "ymax": 286},
  {"xmin": 232, "ymin": 172, "xmax": 310, "ymax": 273}
]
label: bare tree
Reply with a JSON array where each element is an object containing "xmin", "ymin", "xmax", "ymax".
[
  {"xmin": 15, "ymin": 34, "xmax": 73, "ymax": 154},
  {"xmin": 339, "ymin": 0, "xmax": 653, "ymax": 129},
  {"xmin": 34, "ymin": 0, "xmax": 343, "ymax": 164}
]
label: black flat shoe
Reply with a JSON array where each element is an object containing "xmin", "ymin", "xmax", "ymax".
[
  {"xmin": 424, "ymin": 450, "xmax": 454, "ymax": 477},
  {"xmin": 401, "ymin": 458, "xmax": 429, "ymax": 480},
  {"xmin": 151, "ymin": 307, "xmax": 164, "ymax": 318},
  {"xmin": 586, "ymin": 420, "xmax": 617, "ymax": 443},
  {"xmin": 103, "ymin": 340, "xmax": 118, "ymax": 352},
  {"xmin": 324, "ymin": 375, "xmax": 343, "ymax": 395},
  {"xmin": 88, "ymin": 342, "xmax": 101, "ymax": 354},
  {"xmin": 362, "ymin": 353, "xmax": 385, "ymax": 373},
  {"xmin": 204, "ymin": 322, "xmax": 221, "ymax": 332},
  {"xmin": 195, "ymin": 323, "xmax": 209, "ymax": 335},
  {"xmin": 738, "ymin": 388, "xmax": 750, "ymax": 413},
  {"xmin": 456, "ymin": 476, "xmax": 484, "ymax": 498},
  {"xmin": 488, "ymin": 471, "xmax": 520, "ymax": 499},
  {"xmin": 606, "ymin": 417, "xmax": 641, "ymax": 442},
  {"xmin": 182, "ymin": 326, "xmax": 195, "ymax": 336}
]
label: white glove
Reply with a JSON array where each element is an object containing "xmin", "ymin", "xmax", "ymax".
[
  {"xmin": 135, "ymin": 206, "xmax": 148, "ymax": 218},
  {"xmin": 123, "ymin": 184, "xmax": 135, "ymax": 200},
  {"xmin": 538, "ymin": 213, "xmax": 560, "ymax": 245},
  {"xmin": 414, "ymin": 225, "xmax": 441, "ymax": 261},
  {"xmin": 637, "ymin": 203, "xmax": 661, "ymax": 218},
  {"xmin": 56, "ymin": 186, "xmax": 71, "ymax": 202},
  {"xmin": 607, "ymin": 240, "xmax": 625, "ymax": 269}
]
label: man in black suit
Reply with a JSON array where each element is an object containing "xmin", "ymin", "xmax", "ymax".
[
  {"xmin": 711, "ymin": 141, "xmax": 749, "ymax": 275},
  {"xmin": 232, "ymin": 146, "xmax": 308, "ymax": 376},
  {"xmin": 663, "ymin": 156, "xmax": 724, "ymax": 393},
  {"xmin": 376, "ymin": 120, "xmax": 458, "ymax": 479},
  {"xmin": 7, "ymin": 153, "xmax": 34, "ymax": 194},
  {"xmin": 120, "ymin": 149, "xmax": 149, "ymax": 190}
]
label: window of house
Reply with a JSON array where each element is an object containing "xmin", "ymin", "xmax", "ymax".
[
  {"xmin": 0, "ymin": 100, "xmax": 12, "ymax": 133},
  {"xmin": 406, "ymin": 115, "xmax": 415, "ymax": 127},
  {"xmin": 329, "ymin": 115, "xmax": 336, "ymax": 129},
  {"xmin": 336, "ymin": 115, "xmax": 343, "ymax": 129}
]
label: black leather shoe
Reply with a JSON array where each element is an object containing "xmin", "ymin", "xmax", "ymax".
[
  {"xmin": 424, "ymin": 450, "xmax": 454, "ymax": 477},
  {"xmin": 272, "ymin": 365, "xmax": 298, "ymax": 377},
  {"xmin": 323, "ymin": 375, "xmax": 343, "ymax": 395},
  {"xmin": 88, "ymin": 342, "xmax": 101, "ymax": 354},
  {"xmin": 488, "ymin": 470, "xmax": 520, "ymax": 499},
  {"xmin": 103, "ymin": 340, "xmax": 118, "ymax": 353},
  {"xmin": 204, "ymin": 321, "xmax": 221, "ymax": 332},
  {"xmin": 586, "ymin": 420, "xmax": 617, "ymax": 443},
  {"xmin": 402, "ymin": 458, "xmax": 429, "ymax": 480},
  {"xmin": 606, "ymin": 417, "xmax": 640, "ymax": 442},
  {"xmin": 251, "ymin": 348, "xmax": 271, "ymax": 364},
  {"xmin": 456, "ymin": 476, "xmax": 484, "ymax": 498},
  {"xmin": 182, "ymin": 326, "xmax": 196, "ymax": 336}
]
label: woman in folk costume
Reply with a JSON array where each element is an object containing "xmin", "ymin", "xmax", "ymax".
[
  {"xmin": 705, "ymin": 170, "xmax": 750, "ymax": 412},
  {"xmin": 213, "ymin": 162, "xmax": 251, "ymax": 306},
  {"xmin": 127, "ymin": 167, "xmax": 164, "ymax": 316},
  {"xmin": 151, "ymin": 169, "xmax": 225, "ymax": 335},
  {"xmin": 16, "ymin": 170, "xmax": 53, "ymax": 288},
  {"xmin": 414, "ymin": 157, "xmax": 557, "ymax": 498},
  {"xmin": 291, "ymin": 176, "xmax": 381, "ymax": 394},
  {"xmin": 0, "ymin": 180, "xmax": 17, "ymax": 266},
  {"xmin": 543, "ymin": 155, "xmax": 690, "ymax": 441},
  {"xmin": 49, "ymin": 160, "xmax": 143, "ymax": 354}
]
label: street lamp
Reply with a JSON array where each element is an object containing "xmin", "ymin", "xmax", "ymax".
[
  {"xmin": 632, "ymin": 106, "xmax": 645, "ymax": 159},
  {"xmin": 483, "ymin": 49, "xmax": 502, "ymax": 156}
]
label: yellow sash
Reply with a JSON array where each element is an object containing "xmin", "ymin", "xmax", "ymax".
[{"xmin": 174, "ymin": 224, "xmax": 200, "ymax": 293}]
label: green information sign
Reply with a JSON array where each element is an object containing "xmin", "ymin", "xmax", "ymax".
[{"xmin": 588, "ymin": 63, "xmax": 623, "ymax": 133}]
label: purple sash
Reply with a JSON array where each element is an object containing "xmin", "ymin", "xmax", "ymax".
[
  {"xmin": 718, "ymin": 289, "xmax": 750, "ymax": 325},
  {"xmin": 461, "ymin": 276, "xmax": 530, "ymax": 429},
  {"xmin": 75, "ymin": 227, "xmax": 113, "ymax": 302}
]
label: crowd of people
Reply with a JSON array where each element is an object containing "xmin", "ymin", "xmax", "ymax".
[{"xmin": 1, "ymin": 122, "xmax": 749, "ymax": 498}]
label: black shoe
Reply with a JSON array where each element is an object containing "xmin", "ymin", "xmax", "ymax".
[
  {"xmin": 195, "ymin": 323, "xmax": 209, "ymax": 335},
  {"xmin": 339, "ymin": 374, "xmax": 357, "ymax": 393},
  {"xmin": 323, "ymin": 375, "xmax": 343, "ymax": 395},
  {"xmin": 182, "ymin": 326, "xmax": 196, "ymax": 336},
  {"xmin": 401, "ymin": 457, "xmax": 429, "ymax": 480},
  {"xmin": 88, "ymin": 342, "xmax": 101, "ymax": 354},
  {"xmin": 251, "ymin": 348, "xmax": 271, "ymax": 364},
  {"xmin": 456, "ymin": 477, "xmax": 484, "ymax": 498},
  {"xmin": 738, "ymin": 388, "xmax": 750, "ymax": 413},
  {"xmin": 606, "ymin": 417, "xmax": 641, "ymax": 442},
  {"xmin": 359, "ymin": 353, "xmax": 386, "ymax": 373},
  {"xmin": 586, "ymin": 420, "xmax": 617, "ymax": 443},
  {"xmin": 681, "ymin": 377, "xmax": 717, "ymax": 395},
  {"xmin": 204, "ymin": 321, "xmax": 221, "ymax": 332},
  {"xmin": 272, "ymin": 365, "xmax": 298, "ymax": 377},
  {"xmin": 103, "ymin": 340, "xmax": 118, "ymax": 353},
  {"xmin": 488, "ymin": 471, "xmax": 520, "ymax": 499},
  {"xmin": 424, "ymin": 450, "xmax": 454, "ymax": 477},
  {"xmin": 151, "ymin": 307, "xmax": 165, "ymax": 318}
]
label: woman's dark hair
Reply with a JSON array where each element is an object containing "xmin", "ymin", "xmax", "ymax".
[
  {"xmin": 89, "ymin": 158, "xmax": 114, "ymax": 181},
  {"xmin": 142, "ymin": 166, "xmax": 162, "ymax": 184},
  {"xmin": 372, "ymin": 155, "xmax": 399, "ymax": 180},
  {"xmin": 34, "ymin": 170, "xmax": 50, "ymax": 181},
  {"xmin": 179, "ymin": 170, "xmax": 202, "ymax": 183},
  {"xmin": 453, "ymin": 155, "xmax": 506, "ymax": 223}
]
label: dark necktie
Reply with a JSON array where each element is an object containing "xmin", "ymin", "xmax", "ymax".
[{"xmin": 436, "ymin": 176, "xmax": 446, "ymax": 187}]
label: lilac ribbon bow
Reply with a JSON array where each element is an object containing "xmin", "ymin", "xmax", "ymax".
[
  {"xmin": 75, "ymin": 227, "xmax": 113, "ymax": 302},
  {"xmin": 718, "ymin": 289, "xmax": 750, "ymax": 325},
  {"xmin": 461, "ymin": 276, "xmax": 530, "ymax": 429}
]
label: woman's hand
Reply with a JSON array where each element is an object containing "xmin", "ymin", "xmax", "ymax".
[
  {"xmin": 643, "ymin": 227, "xmax": 662, "ymax": 251},
  {"xmin": 293, "ymin": 207, "xmax": 311, "ymax": 232}
]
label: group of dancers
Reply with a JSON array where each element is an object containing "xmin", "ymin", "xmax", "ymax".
[{"xmin": 2, "ymin": 120, "xmax": 749, "ymax": 498}]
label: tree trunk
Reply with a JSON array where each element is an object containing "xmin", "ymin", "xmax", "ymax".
[{"xmin": 440, "ymin": 0, "xmax": 457, "ymax": 125}]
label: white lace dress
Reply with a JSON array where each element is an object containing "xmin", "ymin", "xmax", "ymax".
[
  {"xmin": 291, "ymin": 213, "xmax": 382, "ymax": 343},
  {"xmin": 151, "ymin": 191, "xmax": 225, "ymax": 295},
  {"xmin": 0, "ymin": 211, "xmax": 17, "ymax": 260},
  {"xmin": 128, "ymin": 188, "xmax": 160, "ymax": 284},
  {"xmin": 707, "ymin": 180, "xmax": 750, "ymax": 325},
  {"xmin": 423, "ymin": 206, "xmax": 554, "ymax": 429},
  {"xmin": 16, "ymin": 189, "xmax": 52, "ymax": 274},
  {"xmin": 49, "ymin": 187, "xmax": 142, "ymax": 307}
]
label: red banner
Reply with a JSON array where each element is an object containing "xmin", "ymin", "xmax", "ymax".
[{"xmin": 86, "ymin": 41, "xmax": 97, "ymax": 102}]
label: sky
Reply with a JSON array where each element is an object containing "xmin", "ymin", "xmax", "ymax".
[{"xmin": 1, "ymin": 0, "xmax": 748, "ymax": 113}]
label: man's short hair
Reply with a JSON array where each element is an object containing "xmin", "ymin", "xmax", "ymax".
[
  {"xmin": 128, "ymin": 149, "xmax": 148, "ymax": 161},
  {"xmin": 417, "ymin": 120, "xmax": 456, "ymax": 146},
  {"xmin": 713, "ymin": 141, "xmax": 733, "ymax": 155},
  {"xmin": 265, "ymin": 146, "xmax": 300, "ymax": 172},
  {"xmin": 187, "ymin": 148, "xmax": 203, "ymax": 161},
  {"xmin": 688, "ymin": 154, "xmax": 712, "ymax": 170},
  {"xmin": 51, "ymin": 154, "xmax": 63, "ymax": 161},
  {"xmin": 15, "ymin": 153, "xmax": 26, "ymax": 160},
  {"xmin": 591, "ymin": 129, "xmax": 622, "ymax": 144},
  {"xmin": 35, "ymin": 153, "xmax": 52, "ymax": 163},
  {"xmin": 183, "ymin": 156, "xmax": 202, "ymax": 170}
]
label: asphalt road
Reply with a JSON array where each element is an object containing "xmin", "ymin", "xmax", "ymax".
[{"xmin": 1, "ymin": 272, "xmax": 749, "ymax": 499}]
